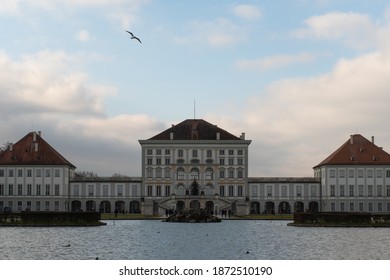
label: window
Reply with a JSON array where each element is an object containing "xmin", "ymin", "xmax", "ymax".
[
  {"xmin": 296, "ymin": 186, "xmax": 302, "ymax": 197},
  {"xmin": 177, "ymin": 168, "xmax": 185, "ymax": 180},
  {"xmin": 18, "ymin": 184, "xmax": 23, "ymax": 195},
  {"xmin": 219, "ymin": 170, "xmax": 225, "ymax": 179},
  {"xmin": 156, "ymin": 168, "xmax": 162, "ymax": 178},
  {"xmin": 9, "ymin": 169, "xmax": 14, "ymax": 177},
  {"xmin": 165, "ymin": 158, "xmax": 170, "ymax": 165},
  {"xmin": 156, "ymin": 158, "xmax": 162, "ymax": 165},
  {"xmin": 36, "ymin": 201, "xmax": 41, "ymax": 211},
  {"xmin": 330, "ymin": 185, "xmax": 335, "ymax": 197},
  {"xmin": 348, "ymin": 170, "xmax": 354, "ymax": 178},
  {"xmin": 147, "ymin": 158, "xmax": 153, "ymax": 165},
  {"xmin": 45, "ymin": 169, "xmax": 51, "ymax": 177},
  {"xmin": 228, "ymin": 150, "xmax": 234, "ymax": 155},
  {"xmin": 205, "ymin": 168, "xmax": 213, "ymax": 180},
  {"xmin": 220, "ymin": 185, "xmax": 225, "ymax": 196},
  {"xmin": 378, "ymin": 185, "xmax": 383, "ymax": 197},
  {"xmin": 8, "ymin": 184, "xmax": 13, "ymax": 195},
  {"xmin": 17, "ymin": 169, "xmax": 23, "ymax": 177},
  {"xmin": 117, "ymin": 185, "xmax": 123, "ymax": 197},
  {"xmin": 55, "ymin": 185, "xmax": 60, "ymax": 196},
  {"xmin": 165, "ymin": 149, "xmax": 170, "ymax": 155},
  {"xmin": 349, "ymin": 185, "xmax": 354, "ymax": 197},
  {"xmin": 340, "ymin": 202, "xmax": 345, "ymax": 212},
  {"xmin": 156, "ymin": 149, "xmax": 161, "ymax": 155},
  {"xmin": 387, "ymin": 185, "xmax": 390, "ymax": 197},
  {"xmin": 238, "ymin": 186, "xmax": 243, "ymax": 197},
  {"xmin": 45, "ymin": 185, "xmax": 50, "ymax": 196},
  {"xmin": 237, "ymin": 158, "xmax": 243, "ymax": 165},
  {"xmin": 350, "ymin": 202, "xmax": 354, "ymax": 212},
  {"xmin": 103, "ymin": 185, "xmax": 109, "ymax": 196},
  {"xmin": 17, "ymin": 201, "xmax": 22, "ymax": 211},
  {"xmin": 131, "ymin": 185, "xmax": 138, "ymax": 196},
  {"xmin": 331, "ymin": 202, "xmax": 336, "ymax": 212},
  {"xmin": 237, "ymin": 170, "xmax": 243, "ymax": 179},
  {"xmin": 192, "ymin": 150, "xmax": 198, "ymax": 158},
  {"xmin": 156, "ymin": 185, "xmax": 161, "ymax": 196},
  {"xmin": 36, "ymin": 184, "xmax": 41, "ymax": 195},
  {"xmin": 386, "ymin": 170, "xmax": 390, "ymax": 178},
  {"xmin": 27, "ymin": 184, "xmax": 32, "ymax": 195},
  {"xmin": 368, "ymin": 202, "xmax": 373, "ymax": 212},
  {"xmin": 229, "ymin": 158, "xmax": 234, "ymax": 165},
  {"xmin": 73, "ymin": 185, "xmax": 79, "ymax": 196},
  {"xmin": 54, "ymin": 201, "xmax": 59, "ymax": 211},
  {"xmin": 359, "ymin": 202, "xmax": 364, "ymax": 211},
  {"xmin": 330, "ymin": 170, "xmax": 335, "ymax": 178},
  {"xmin": 54, "ymin": 169, "xmax": 60, "ymax": 177},
  {"xmin": 178, "ymin": 150, "xmax": 183, "ymax": 157},
  {"xmin": 228, "ymin": 185, "xmax": 234, "ymax": 196},
  {"xmin": 228, "ymin": 169, "xmax": 234, "ymax": 178},
  {"xmin": 377, "ymin": 170, "xmax": 383, "ymax": 178},
  {"xmin": 88, "ymin": 185, "xmax": 94, "ymax": 196},
  {"xmin": 358, "ymin": 170, "xmax": 364, "ymax": 178},
  {"xmin": 281, "ymin": 186, "xmax": 287, "ymax": 197},
  {"xmin": 368, "ymin": 185, "xmax": 373, "ymax": 196},
  {"xmin": 238, "ymin": 150, "xmax": 243, "ymax": 155},
  {"xmin": 219, "ymin": 158, "xmax": 225, "ymax": 165},
  {"xmin": 147, "ymin": 168, "xmax": 153, "ymax": 178},
  {"xmin": 45, "ymin": 201, "xmax": 50, "ymax": 211},
  {"xmin": 219, "ymin": 150, "xmax": 225, "ymax": 155},
  {"xmin": 367, "ymin": 170, "xmax": 373, "ymax": 178},
  {"xmin": 339, "ymin": 170, "xmax": 345, "ymax": 178},
  {"xmin": 164, "ymin": 167, "xmax": 171, "ymax": 178},
  {"xmin": 0, "ymin": 170, "xmax": 3, "ymax": 177},
  {"xmin": 207, "ymin": 150, "xmax": 212, "ymax": 157},
  {"xmin": 310, "ymin": 185, "xmax": 317, "ymax": 197},
  {"xmin": 147, "ymin": 149, "xmax": 152, "ymax": 155},
  {"xmin": 378, "ymin": 202, "xmax": 383, "ymax": 212},
  {"xmin": 147, "ymin": 185, "xmax": 153, "ymax": 196},
  {"xmin": 36, "ymin": 169, "xmax": 41, "ymax": 177},
  {"xmin": 358, "ymin": 185, "xmax": 364, "ymax": 196},
  {"xmin": 267, "ymin": 186, "xmax": 273, "ymax": 197},
  {"xmin": 165, "ymin": 185, "xmax": 171, "ymax": 196},
  {"xmin": 27, "ymin": 169, "xmax": 32, "ymax": 177},
  {"xmin": 340, "ymin": 185, "xmax": 345, "ymax": 196},
  {"xmin": 0, "ymin": 184, "xmax": 3, "ymax": 195}
]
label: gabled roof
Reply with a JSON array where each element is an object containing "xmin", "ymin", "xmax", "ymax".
[
  {"xmin": 148, "ymin": 119, "xmax": 242, "ymax": 141},
  {"xmin": 314, "ymin": 134, "xmax": 390, "ymax": 168},
  {"xmin": 0, "ymin": 132, "xmax": 75, "ymax": 168}
]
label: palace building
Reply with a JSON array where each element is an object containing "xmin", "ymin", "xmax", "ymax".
[{"xmin": 1, "ymin": 119, "xmax": 390, "ymax": 215}]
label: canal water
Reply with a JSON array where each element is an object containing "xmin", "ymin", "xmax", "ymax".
[{"xmin": 0, "ymin": 220, "xmax": 389, "ymax": 260}]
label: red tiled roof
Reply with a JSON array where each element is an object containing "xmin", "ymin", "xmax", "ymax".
[
  {"xmin": 148, "ymin": 119, "xmax": 241, "ymax": 140},
  {"xmin": 314, "ymin": 134, "xmax": 390, "ymax": 168},
  {"xmin": 0, "ymin": 132, "xmax": 75, "ymax": 167}
]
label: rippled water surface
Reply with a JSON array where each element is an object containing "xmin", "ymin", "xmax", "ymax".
[{"xmin": 0, "ymin": 220, "xmax": 389, "ymax": 260}]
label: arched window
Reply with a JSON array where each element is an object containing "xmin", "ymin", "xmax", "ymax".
[
  {"xmin": 190, "ymin": 168, "xmax": 200, "ymax": 180},
  {"xmin": 177, "ymin": 168, "xmax": 185, "ymax": 180},
  {"xmin": 176, "ymin": 184, "xmax": 186, "ymax": 196},
  {"xmin": 205, "ymin": 168, "xmax": 213, "ymax": 180}
]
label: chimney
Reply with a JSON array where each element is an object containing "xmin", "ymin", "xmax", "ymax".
[
  {"xmin": 33, "ymin": 132, "xmax": 36, "ymax": 142},
  {"xmin": 170, "ymin": 132, "xmax": 174, "ymax": 140},
  {"xmin": 216, "ymin": 132, "xmax": 220, "ymax": 140},
  {"xmin": 350, "ymin": 135, "xmax": 354, "ymax": 145},
  {"xmin": 34, "ymin": 143, "xmax": 38, "ymax": 152},
  {"xmin": 371, "ymin": 136, "xmax": 375, "ymax": 144},
  {"xmin": 240, "ymin": 132, "xmax": 245, "ymax": 140},
  {"xmin": 38, "ymin": 131, "xmax": 41, "ymax": 136},
  {"xmin": 9, "ymin": 143, "xmax": 13, "ymax": 151}
]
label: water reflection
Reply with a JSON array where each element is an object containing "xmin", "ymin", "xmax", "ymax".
[{"xmin": 0, "ymin": 220, "xmax": 389, "ymax": 260}]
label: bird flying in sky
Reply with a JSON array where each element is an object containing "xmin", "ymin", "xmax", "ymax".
[{"xmin": 125, "ymin": 30, "xmax": 142, "ymax": 44}]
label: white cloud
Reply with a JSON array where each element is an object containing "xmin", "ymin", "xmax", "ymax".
[
  {"xmin": 236, "ymin": 53, "xmax": 316, "ymax": 71},
  {"xmin": 232, "ymin": 4, "xmax": 262, "ymax": 20},
  {"xmin": 211, "ymin": 51, "xmax": 390, "ymax": 176},
  {"xmin": 0, "ymin": 50, "xmax": 110, "ymax": 116},
  {"xmin": 0, "ymin": 0, "xmax": 19, "ymax": 15},
  {"xmin": 292, "ymin": 11, "xmax": 390, "ymax": 50}
]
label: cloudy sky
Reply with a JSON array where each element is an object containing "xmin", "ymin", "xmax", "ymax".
[{"xmin": 1, "ymin": 0, "xmax": 390, "ymax": 177}]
